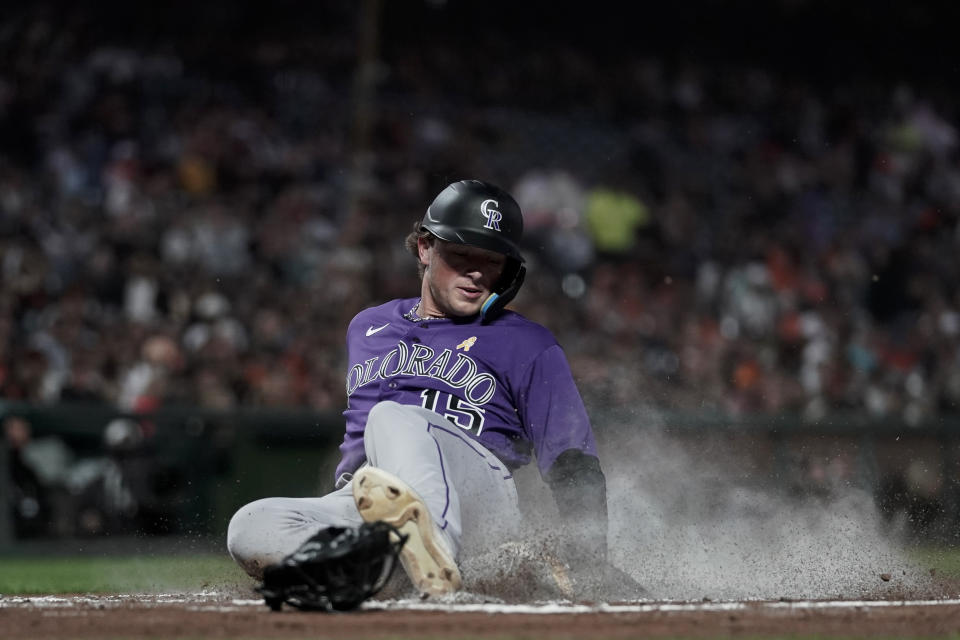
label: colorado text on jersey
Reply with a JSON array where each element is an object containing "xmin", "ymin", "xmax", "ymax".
[{"xmin": 345, "ymin": 341, "xmax": 496, "ymax": 406}]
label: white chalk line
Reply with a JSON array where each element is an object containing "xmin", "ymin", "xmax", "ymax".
[
  {"xmin": 366, "ymin": 598, "xmax": 960, "ymax": 615},
  {"xmin": 2, "ymin": 593, "xmax": 960, "ymax": 615}
]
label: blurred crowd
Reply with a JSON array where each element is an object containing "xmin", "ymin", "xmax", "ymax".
[
  {"xmin": 1, "ymin": 3, "xmax": 959, "ymax": 432},
  {"xmin": 3, "ymin": 412, "xmax": 180, "ymax": 537}
]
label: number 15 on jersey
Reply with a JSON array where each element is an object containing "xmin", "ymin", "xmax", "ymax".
[{"xmin": 420, "ymin": 389, "xmax": 486, "ymax": 435}]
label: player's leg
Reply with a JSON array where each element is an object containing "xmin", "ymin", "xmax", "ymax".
[
  {"xmin": 419, "ymin": 414, "xmax": 522, "ymax": 557},
  {"xmin": 226, "ymin": 484, "xmax": 362, "ymax": 579},
  {"xmin": 357, "ymin": 400, "xmax": 521, "ymax": 594}
]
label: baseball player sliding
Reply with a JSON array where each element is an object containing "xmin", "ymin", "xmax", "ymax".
[{"xmin": 228, "ymin": 180, "xmax": 629, "ymax": 606}]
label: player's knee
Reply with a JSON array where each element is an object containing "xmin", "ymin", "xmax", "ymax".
[
  {"xmin": 226, "ymin": 500, "xmax": 261, "ymax": 557},
  {"xmin": 226, "ymin": 499, "xmax": 277, "ymax": 577},
  {"xmin": 365, "ymin": 400, "xmax": 410, "ymax": 441},
  {"xmin": 366, "ymin": 400, "xmax": 399, "ymax": 428},
  {"xmin": 364, "ymin": 401, "xmax": 432, "ymax": 462}
]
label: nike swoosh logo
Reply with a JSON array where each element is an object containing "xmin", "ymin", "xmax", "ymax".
[{"xmin": 366, "ymin": 323, "xmax": 390, "ymax": 337}]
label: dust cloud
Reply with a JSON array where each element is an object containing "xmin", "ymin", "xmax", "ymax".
[
  {"xmin": 455, "ymin": 412, "xmax": 939, "ymax": 604},
  {"xmin": 599, "ymin": 420, "xmax": 932, "ymax": 601}
]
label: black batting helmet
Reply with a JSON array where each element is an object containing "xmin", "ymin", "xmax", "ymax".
[
  {"xmin": 421, "ymin": 180, "xmax": 525, "ymax": 262},
  {"xmin": 419, "ymin": 180, "xmax": 527, "ymax": 322}
]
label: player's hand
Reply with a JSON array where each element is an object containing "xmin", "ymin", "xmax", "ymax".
[
  {"xmin": 567, "ymin": 560, "xmax": 649, "ymax": 603},
  {"xmin": 550, "ymin": 539, "xmax": 648, "ymax": 602}
]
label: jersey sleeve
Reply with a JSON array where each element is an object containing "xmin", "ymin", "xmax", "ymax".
[
  {"xmin": 516, "ymin": 343, "xmax": 598, "ymax": 478},
  {"xmin": 335, "ymin": 314, "xmax": 368, "ymax": 484}
]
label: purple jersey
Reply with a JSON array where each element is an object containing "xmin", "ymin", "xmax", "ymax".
[{"xmin": 336, "ymin": 297, "xmax": 597, "ymax": 482}]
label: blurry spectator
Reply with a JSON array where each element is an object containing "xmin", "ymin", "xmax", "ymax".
[
  {"xmin": 70, "ymin": 417, "xmax": 179, "ymax": 536},
  {"xmin": 4, "ymin": 415, "xmax": 49, "ymax": 537},
  {"xmin": 3, "ymin": 415, "xmax": 73, "ymax": 537},
  {"xmin": 583, "ymin": 186, "xmax": 650, "ymax": 258},
  {"xmin": 116, "ymin": 333, "xmax": 185, "ymax": 413},
  {"xmin": 513, "ymin": 169, "xmax": 594, "ymax": 275}
]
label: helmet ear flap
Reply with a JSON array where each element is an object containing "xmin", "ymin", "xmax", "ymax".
[{"xmin": 481, "ymin": 261, "xmax": 526, "ymax": 323}]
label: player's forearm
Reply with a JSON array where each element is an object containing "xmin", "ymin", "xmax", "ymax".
[{"xmin": 546, "ymin": 448, "xmax": 609, "ymax": 563}]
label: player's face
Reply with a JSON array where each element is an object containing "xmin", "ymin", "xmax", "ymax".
[{"xmin": 419, "ymin": 238, "xmax": 506, "ymax": 317}]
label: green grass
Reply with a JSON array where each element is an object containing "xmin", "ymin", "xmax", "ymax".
[
  {"xmin": 911, "ymin": 546, "xmax": 960, "ymax": 579},
  {"xmin": 1, "ymin": 545, "xmax": 959, "ymax": 597},
  {"xmin": 0, "ymin": 553, "xmax": 249, "ymax": 594}
]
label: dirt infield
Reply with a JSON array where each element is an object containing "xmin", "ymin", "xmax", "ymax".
[{"xmin": 4, "ymin": 592, "xmax": 960, "ymax": 639}]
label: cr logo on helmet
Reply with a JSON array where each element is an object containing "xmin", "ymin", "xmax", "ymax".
[{"xmin": 480, "ymin": 199, "xmax": 502, "ymax": 231}]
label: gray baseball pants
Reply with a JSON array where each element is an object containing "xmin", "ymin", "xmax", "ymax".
[{"xmin": 227, "ymin": 400, "xmax": 521, "ymax": 578}]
